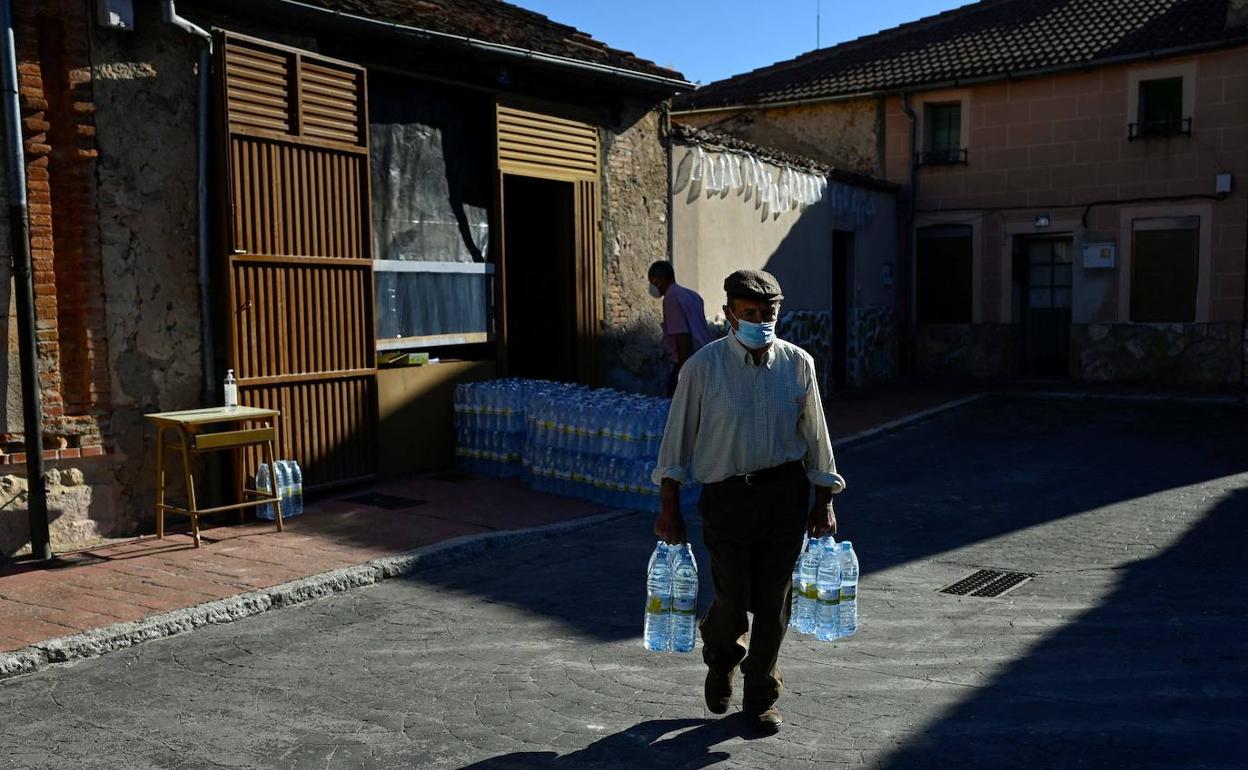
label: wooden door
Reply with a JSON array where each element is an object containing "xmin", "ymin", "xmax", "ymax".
[
  {"xmin": 495, "ymin": 104, "xmax": 603, "ymax": 385},
  {"xmin": 217, "ymin": 31, "xmax": 377, "ymax": 489}
]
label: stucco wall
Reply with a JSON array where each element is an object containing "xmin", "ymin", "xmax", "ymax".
[
  {"xmin": 670, "ymin": 141, "xmax": 900, "ymax": 388},
  {"xmin": 678, "ymin": 98, "xmax": 882, "ymax": 177}
]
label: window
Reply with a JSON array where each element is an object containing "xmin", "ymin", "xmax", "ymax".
[
  {"xmin": 369, "ymin": 74, "xmax": 495, "ymax": 350},
  {"xmin": 1130, "ymin": 77, "xmax": 1190, "ymax": 139},
  {"xmin": 916, "ymin": 225, "xmax": 973, "ymax": 323},
  {"xmin": 921, "ymin": 103, "xmax": 966, "ymax": 165},
  {"xmin": 1130, "ymin": 217, "xmax": 1199, "ymax": 322}
]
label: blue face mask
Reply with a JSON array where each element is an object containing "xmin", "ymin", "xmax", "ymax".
[{"xmin": 731, "ymin": 315, "xmax": 776, "ymax": 349}]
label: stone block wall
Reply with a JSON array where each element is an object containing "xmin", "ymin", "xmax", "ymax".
[
  {"xmin": 849, "ymin": 305, "xmax": 898, "ymax": 387},
  {"xmin": 1072, "ymin": 322, "xmax": 1242, "ymax": 384},
  {"xmin": 914, "ymin": 324, "xmax": 1017, "ymax": 380}
]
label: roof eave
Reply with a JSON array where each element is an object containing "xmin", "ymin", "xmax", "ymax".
[
  {"xmin": 673, "ymin": 34, "xmax": 1248, "ymax": 115},
  {"xmin": 215, "ymin": 0, "xmax": 697, "ymax": 92}
]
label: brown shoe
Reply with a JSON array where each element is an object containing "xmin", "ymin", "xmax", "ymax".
[
  {"xmin": 704, "ymin": 669, "xmax": 734, "ymax": 714},
  {"xmin": 748, "ymin": 705, "xmax": 782, "ymax": 734}
]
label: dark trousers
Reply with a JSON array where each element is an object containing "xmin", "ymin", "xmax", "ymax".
[{"xmin": 698, "ymin": 462, "xmax": 809, "ymax": 712}]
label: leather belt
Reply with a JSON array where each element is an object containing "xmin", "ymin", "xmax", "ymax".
[{"xmin": 730, "ymin": 460, "xmax": 803, "ymax": 487}]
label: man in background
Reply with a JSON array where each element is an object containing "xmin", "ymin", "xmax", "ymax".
[{"xmin": 648, "ymin": 261, "xmax": 714, "ymax": 396}]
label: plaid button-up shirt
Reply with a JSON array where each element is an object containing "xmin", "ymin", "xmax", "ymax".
[{"xmin": 653, "ymin": 332, "xmax": 846, "ymax": 490}]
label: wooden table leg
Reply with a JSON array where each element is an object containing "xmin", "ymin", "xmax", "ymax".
[
  {"xmin": 155, "ymin": 425, "xmax": 166, "ymax": 539},
  {"xmin": 178, "ymin": 428, "xmax": 201, "ymax": 547},
  {"xmin": 264, "ymin": 434, "xmax": 283, "ymax": 533}
]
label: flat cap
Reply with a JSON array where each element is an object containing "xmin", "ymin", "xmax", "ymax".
[{"xmin": 724, "ymin": 269, "xmax": 784, "ymax": 301}]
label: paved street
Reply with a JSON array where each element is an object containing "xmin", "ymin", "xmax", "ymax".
[{"xmin": 1, "ymin": 396, "xmax": 1245, "ymax": 769}]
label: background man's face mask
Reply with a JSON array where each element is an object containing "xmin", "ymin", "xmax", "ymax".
[{"xmin": 648, "ymin": 284, "xmax": 662, "ymax": 298}]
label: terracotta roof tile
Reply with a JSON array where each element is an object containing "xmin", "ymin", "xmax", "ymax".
[
  {"xmin": 291, "ymin": 0, "xmax": 686, "ymax": 82},
  {"xmin": 677, "ymin": 0, "xmax": 1246, "ymax": 110}
]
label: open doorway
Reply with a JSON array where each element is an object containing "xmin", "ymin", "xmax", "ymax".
[
  {"xmin": 502, "ymin": 175, "xmax": 577, "ymax": 381},
  {"xmin": 831, "ymin": 230, "xmax": 854, "ymax": 390}
]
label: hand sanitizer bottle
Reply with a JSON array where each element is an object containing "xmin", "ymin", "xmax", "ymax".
[{"xmin": 224, "ymin": 369, "xmax": 238, "ymax": 410}]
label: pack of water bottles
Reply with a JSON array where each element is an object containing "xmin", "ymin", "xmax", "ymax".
[
  {"xmin": 790, "ymin": 536, "xmax": 859, "ymax": 641},
  {"xmin": 253, "ymin": 459, "xmax": 304, "ymax": 520},
  {"xmin": 453, "ymin": 378, "xmax": 701, "ymax": 512},
  {"xmin": 642, "ymin": 541, "xmax": 699, "ymax": 653}
]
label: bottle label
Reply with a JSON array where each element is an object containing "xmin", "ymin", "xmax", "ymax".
[
  {"xmin": 817, "ymin": 593, "xmax": 840, "ymax": 606},
  {"xmin": 646, "ymin": 596, "xmax": 671, "ymax": 614},
  {"xmin": 802, "ymin": 585, "xmax": 819, "ymax": 600},
  {"xmin": 840, "ymin": 586, "xmax": 857, "ymax": 602},
  {"xmin": 672, "ymin": 597, "xmax": 696, "ymax": 615}
]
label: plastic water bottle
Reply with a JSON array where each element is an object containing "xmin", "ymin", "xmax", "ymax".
[
  {"xmin": 255, "ymin": 463, "xmax": 273, "ymax": 520},
  {"xmin": 815, "ymin": 536, "xmax": 843, "ymax": 641},
  {"xmin": 796, "ymin": 537, "xmax": 823, "ymax": 634},
  {"xmin": 838, "ymin": 541, "xmax": 860, "ymax": 638},
  {"xmin": 643, "ymin": 542, "xmax": 673, "ymax": 652},
  {"xmin": 288, "ymin": 460, "xmax": 304, "ymax": 516},
  {"xmin": 274, "ymin": 460, "xmax": 292, "ymax": 518},
  {"xmin": 670, "ymin": 544, "xmax": 698, "ymax": 652},
  {"xmin": 789, "ymin": 536, "xmax": 806, "ymax": 631}
]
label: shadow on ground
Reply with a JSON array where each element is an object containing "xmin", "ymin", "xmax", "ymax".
[
  {"xmin": 403, "ymin": 397, "xmax": 1248, "ymax": 645},
  {"xmin": 458, "ymin": 715, "xmax": 771, "ymax": 769},
  {"xmin": 873, "ymin": 484, "xmax": 1248, "ymax": 769}
]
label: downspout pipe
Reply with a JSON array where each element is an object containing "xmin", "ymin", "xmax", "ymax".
[
  {"xmin": 900, "ymin": 93, "xmax": 918, "ymax": 377},
  {"xmin": 1, "ymin": 0, "xmax": 50, "ymax": 560},
  {"xmin": 162, "ymin": 1, "xmax": 215, "ymax": 403}
]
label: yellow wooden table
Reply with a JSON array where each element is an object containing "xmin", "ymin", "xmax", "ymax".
[{"xmin": 144, "ymin": 406, "xmax": 283, "ymax": 547}]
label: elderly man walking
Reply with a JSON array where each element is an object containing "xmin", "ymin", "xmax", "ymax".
[{"xmin": 652, "ymin": 269, "xmax": 846, "ymax": 734}]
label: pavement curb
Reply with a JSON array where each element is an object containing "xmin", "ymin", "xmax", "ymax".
[
  {"xmin": 0, "ymin": 508, "xmax": 638, "ymax": 682},
  {"xmin": 1012, "ymin": 390, "xmax": 1246, "ymax": 406},
  {"xmin": 832, "ymin": 394, "xmax": 985, "ymax": 450}
]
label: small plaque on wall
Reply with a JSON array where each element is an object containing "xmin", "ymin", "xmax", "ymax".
[{"xmin": 1082, "ymin": 243, "xmax": 1116, "ymax": 269}]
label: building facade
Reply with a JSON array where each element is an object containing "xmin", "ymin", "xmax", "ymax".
[
  {"xmin": 676, "ymin": 0, "xmax": 1248, "ymax": 385},
  {"xmin": 0, "ymin": 0, "xmax": 689, "ymax": 555}
]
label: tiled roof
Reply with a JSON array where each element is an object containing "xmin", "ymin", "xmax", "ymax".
[
  {"xmin": 284, "ymin": 0, "xmax": 687, "ymax": 83},
  {"xmin": 676, "ymin": 0, "xmax": 1247, "ymax": 110},
  {"xmin": 672, "ymin": 123, "xmax": 898, "ymax": 191}
]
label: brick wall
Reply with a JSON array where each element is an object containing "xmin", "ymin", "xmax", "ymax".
[{"xmin": 7, "ymin": 0, "xmax": 111, "ymax": 460}]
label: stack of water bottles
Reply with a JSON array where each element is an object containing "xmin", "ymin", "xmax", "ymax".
[
  {"xmin": 790, "ymin": 536, "xmax": 859, "ymax": 641},
  {"xmin": 642, "ymin": 541, "xmax": 699, "ymax": 653},
  {"xmin": 452, "ymin": 378, "xmax": 540, "ymax": 479},
  {"xmin": 254, "ymin": 459, "xmax": 304, "ymax": 521},
  {"xmin": 453, "ymin": 378, "xmax": 701, "ymax": 513}
]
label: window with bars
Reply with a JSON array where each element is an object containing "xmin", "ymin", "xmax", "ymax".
[
  {"xmin": 922, "ymin": 103, "xmax": 965, "ymax": 165},
  {"xmin": 1131, "ymin": 77, "xmax": 1190, "ymax": 139},
  {"xmin": 1130, "ymin": 217, "xmax": 1199, "ymax": 323},
  {"xmin": 916, "ymin": 225, "xmax": 974, "ymax": 323}
]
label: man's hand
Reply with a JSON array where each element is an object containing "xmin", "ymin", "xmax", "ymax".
[
  {"xmin": 654, "ymin": 479, "xmax": 687, "ymax": 544},
  {"xmin": 807, "ymin": 485, "xmax": 838, "ymax": 538}
]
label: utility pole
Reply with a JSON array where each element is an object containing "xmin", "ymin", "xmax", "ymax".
[{"xmin": 817, "ymin": 0, "xmax": 821, "ymax": 49}]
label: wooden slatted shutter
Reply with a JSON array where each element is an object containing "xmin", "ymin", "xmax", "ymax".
[
  {"xmin": 218, "ymin": 31, "xmax": 377, "ymax": 489},
  {"xmin": 495, "ymin": 103, "xmax": 604, "ymax": 385}
]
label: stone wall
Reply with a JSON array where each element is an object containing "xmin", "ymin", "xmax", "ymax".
[
  {"xmin": 601, "ymin": 105, "xmax": 671, "ymax": 395},
  {"xmin": 849, "ymin": 305, "xmax": 898, "ymax": 387},
  {"xmin": 1, "ymin": 4, "xmax": 201, "ymax": 556},
  {"xmin": 677, "ymin": 98, "xmax": 882, "ymax": 177},
  {"xmin": 914, "ymin": 324, "xmax": 1017, "ymax": 380},
  {"xmin": 1072, "ymin": 323, "xmax": 1243, "ymax": 384}
]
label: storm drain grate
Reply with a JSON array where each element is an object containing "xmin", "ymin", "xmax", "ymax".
[
  {"xmin": 940, "ymin": 569, "xmax": 1035, "ymax": 598},
  {"xmin": 342, "ymin": 493, "xmax": 429, "ymax": 511}
]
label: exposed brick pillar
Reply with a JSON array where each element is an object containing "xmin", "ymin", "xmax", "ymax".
[{"xmin": 12, "ymin": 0, "xmax": 110, "ymax": 439}]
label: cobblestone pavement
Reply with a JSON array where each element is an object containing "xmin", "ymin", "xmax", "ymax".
[{"xmin": 1, "ymin": 397, "xmax": 1245, "ymax": 769}]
